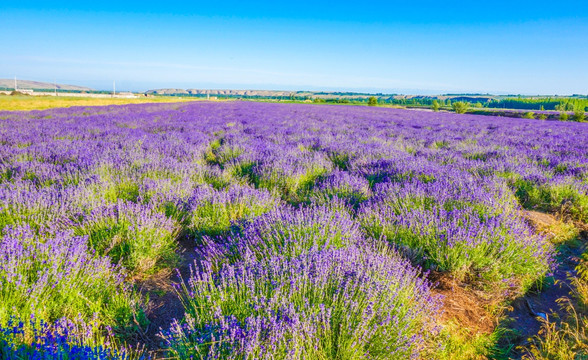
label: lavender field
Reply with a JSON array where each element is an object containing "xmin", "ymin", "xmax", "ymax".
[{"xmin": 0, "ymin": 101, "xmax": 587, "ymax": 359}]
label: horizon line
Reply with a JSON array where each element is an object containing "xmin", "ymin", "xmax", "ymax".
[{"xmin": 2, "ymin": 78, "xmax": 587, "ymax": 97}]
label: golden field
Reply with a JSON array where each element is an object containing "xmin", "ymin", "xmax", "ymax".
[{"xmin": 0, "ymin": 95, "xmax": 196, "ymax": 111}]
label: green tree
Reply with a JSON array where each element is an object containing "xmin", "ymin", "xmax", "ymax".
[
  {"xmin": 538, "ymin": 114, "xmax": 547, "ymax": 120},
  {"xmin": 523, "ymin": 112, "xmax": 535, "ymax": 119},
  {"xmin": 431, "ymin": 100, "xmax": 440, "ymax": 112},
  {"xmin": 573, "ymin": 109, "xmax": 586, "ymax": 122},
  {"xmin": 368, "ymin": 97, "xmax": 378, "ymax": 106},
  {"xmin": 452, "ymin": 101, "xmax": 469, "ymax": 114},
  {"xmin": 559, "ymin": 112, "xmax": 569, "ymax": 121}
]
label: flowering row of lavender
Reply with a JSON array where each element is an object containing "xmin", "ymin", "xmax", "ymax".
[{"xmin": 1, "ymin": 102, "xmax": 586, "ymax": 358}]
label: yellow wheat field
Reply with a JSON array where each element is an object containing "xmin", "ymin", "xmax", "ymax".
[{"xmin": 0, "ymin": 95, "xmax": 198, "ymax": 111}]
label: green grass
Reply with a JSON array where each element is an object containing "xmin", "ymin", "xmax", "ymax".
[
  {"xmin": 430, "ymin": 322, "xmax": 507, "ymax": 360},
  {"xmin": 72, "ymin": 201, "xmax": 181, "ymax": 276},
  {"xmin": 513, "ymin": 180, "xmax": 588, "ymax": 223},
  {"xmin": 188, "ymin": 185, "xmax": 280, "ymax": 240},
  {"xmin": 255, "ymin": 163, "xmax": 331, "ymax": 204}
]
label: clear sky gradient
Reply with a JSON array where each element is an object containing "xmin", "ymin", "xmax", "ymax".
[{"xmin": 2, "ymin": 1, "xmax": 587, "ymax": 94}]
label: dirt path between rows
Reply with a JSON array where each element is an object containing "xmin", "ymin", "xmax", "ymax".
[
  {"xmin": 501, "ymin": 211, "xmax": 586, "ymax": 358},
  {"xmin": 504, "ymin": 245, "xmax": 583, "ymax": 358},
  {"xmin": 135, "ymin": 237, "xmax": 200, "ymax": 358}
]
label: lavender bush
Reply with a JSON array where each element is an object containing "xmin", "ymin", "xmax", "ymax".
[
  {"xmin": 68, "ymin": 200, "xmax": 181, "ymax": 274},
  {"xmin": 0, "ymin": 226, "xmax": 145, "ymax": 337},
  {"xmin": 201, "ymin": 204, "xmax": 363, "ymax": 267},
  {"xmin": 309, "ymin": 170, "xmax": 371, "ymax": 210},
  {"xmin": 0, "ymin": 317, "xmax": 145, "ymax": 360},
  {"xmin": 252, "ymin": 146, "xmax": 334, "ymax": 203},
  {"xmin": 164, "ymin": 247, "xmax": 440, "ymax": 359},
  {"xmin": 359, "ymin": 178, "xmax": 553, "ymax": 286},
  {"xmin": 187, "ymin": 184, "xmax": 281, "ymax": 239}
]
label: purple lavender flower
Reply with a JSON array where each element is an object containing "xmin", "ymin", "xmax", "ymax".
[
  {"xmin": 164, "ymin": 246, "xmax": 441, "ymax": 359},
  {"xmin": 200, "ymin": 204, "xmax": 363, "ymax": 267},
  {"xmin": 0, "ymin": 226, "xmax": 143, "ymax": 339}
]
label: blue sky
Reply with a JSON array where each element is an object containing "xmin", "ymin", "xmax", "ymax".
[{"xmin": 1, "ymin": 1, "xmax": 587, "ymax": 94}]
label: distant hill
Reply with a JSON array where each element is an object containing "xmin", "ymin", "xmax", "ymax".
[
  {"xmin": 0, "ymin": 79, "xmax": 94, "ymax": 91},
  {"xmin": 146, "ymin": 88, "xmax": 324, "ymax": 97},
  {"xmin": 146, "ymin": 88, "xmax": 402, "ymax": 100},
  {"xmin": 145, "ymin": 88, "xmax": 498, "ymax": 102}
]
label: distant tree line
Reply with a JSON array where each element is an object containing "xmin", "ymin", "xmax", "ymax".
[
  {"xmin": 487, "ymin": 97, "xmax": 588, "ymax": 111},
  {"xmin": 153, "ymin": 92, "xmax": 588, "ymax": 113}
]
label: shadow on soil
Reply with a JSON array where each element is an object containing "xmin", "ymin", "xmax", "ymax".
[
  {"xmin": 134, "ymin": 236, "xmax": 200, "ymax": 358},
  {"xmin": 494, "ymin": 211, "xmax": 587, "ymax": 359}
]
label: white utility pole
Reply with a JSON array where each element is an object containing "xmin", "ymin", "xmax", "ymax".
[
  {"xmin": 14, "ymin": 76, "xmax": 17, "ymax": 91},
  {"xmin": 113, "ymin": 81, "xmax": 116, "ymax": 97},
  {"xmin": 54, "ymin": 80, "xmax": 57, "ymax": 96}
]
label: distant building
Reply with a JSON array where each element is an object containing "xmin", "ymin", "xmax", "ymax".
[{"xmin": 115, "ymin": 92, "xmax": 137, "ymax": 99}]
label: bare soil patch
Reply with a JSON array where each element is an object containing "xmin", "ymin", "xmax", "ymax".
[{"xmin": 431, "ymin": 272, "xmax": 499, "ymax": 335}]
